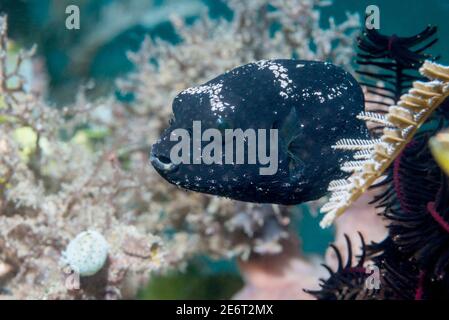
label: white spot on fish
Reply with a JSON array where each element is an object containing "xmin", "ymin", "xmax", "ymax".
[
  {"xmin": 181, "ymin": 81, "xmax": 235, "ymax": 113},
  {"xmin": 255, "ymin": 60, "xmax": 296, "ymax": 99}
]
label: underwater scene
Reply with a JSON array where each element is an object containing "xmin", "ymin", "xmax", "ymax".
[{"xmin": 0, "ymin": 0, "xmax": 449, "ymax": 303}]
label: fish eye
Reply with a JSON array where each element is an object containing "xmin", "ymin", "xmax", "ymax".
[{"xmin": 216, "ymin": 118, "xmax": 233, "ymax": 133}]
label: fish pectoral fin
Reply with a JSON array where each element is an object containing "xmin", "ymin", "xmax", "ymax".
[
  {"xmin": 287, "ymin": 150, "xmax": 305, "ymax": 175},
  {"xmin": 282, "ymin": 106, "xmax": 306, "ymax": 169},
  {"xmin": 280, "ymin": 106, "xmax": 302, "ymax": 142}
]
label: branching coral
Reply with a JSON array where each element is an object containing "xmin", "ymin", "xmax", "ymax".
[
  {"xmin": 0, "ymin": 16, "xmax": 176, "ymax": 299},
  {"xmin": 70, "ymin": 0, "xmax": 205, "ymax": 75}
]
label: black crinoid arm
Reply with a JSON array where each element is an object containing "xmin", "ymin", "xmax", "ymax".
[
  {"xmin": 305, "ymin": 233, "xmax": 381, "ymax": 300},
  {"xmin": 359, "ymin": 25, "xmax": 449, "ymax": 299},
  {"xmin": 368, "ymin": 238, "xmax": 422, "ymax": 300},
  {"xmin": 376, "ymin": 116, "xmax": 449, "ymax": 299},
  {"xmin": 314, "ymin": 24, "xmax": 449, "ymax": 300},
  {"xmin": 357, "ymin": 25, "xmax": 438, "ymax": 105}
]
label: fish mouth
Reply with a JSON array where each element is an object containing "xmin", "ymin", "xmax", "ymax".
[{"xmin": 150, "ymin": 152, "xmax": 179, "ymax": 173}]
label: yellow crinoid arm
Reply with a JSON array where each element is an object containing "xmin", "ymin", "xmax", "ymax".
[
  {"xmin": 429, "ymin": 129, "xmax": 449, "ymax": 176},
  {"xmin": 320, "ymin": 61, "xmax": 449, "ymax": 229}
]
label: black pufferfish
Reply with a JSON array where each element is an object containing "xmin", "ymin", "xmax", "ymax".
[{"xmin": 150, "ymin": 59, "xmax": 369, "ymax": 205}]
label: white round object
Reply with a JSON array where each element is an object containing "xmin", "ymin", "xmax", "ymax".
[{"xmin": 63, "ymin": 230, "xmax": 109, "ymax": 277}]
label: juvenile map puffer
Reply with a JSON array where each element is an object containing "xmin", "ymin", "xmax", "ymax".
[{"xmin": 151, "ymin": 59, "xmax": 369, "ymax": 205}]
